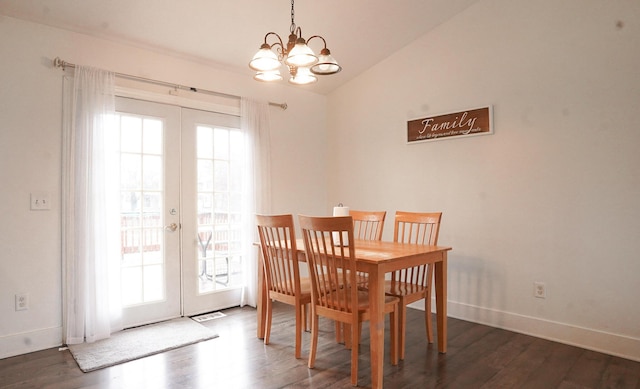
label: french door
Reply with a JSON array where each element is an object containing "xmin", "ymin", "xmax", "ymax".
[
  {"xmin": 115, "ymin": 97, "xmax": 245, "ymax": 327},
  {"xmin": 181, "ymin": 108, "xmax": 244, "ymax": 315},
  {"xmin": 115, "ymin": 97, "xmax": 181, "ymax": 327}
]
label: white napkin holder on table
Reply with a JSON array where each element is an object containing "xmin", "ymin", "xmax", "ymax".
[{"xmin": 332, "ymin": 204, "xmax": 350, "ymax": 246}]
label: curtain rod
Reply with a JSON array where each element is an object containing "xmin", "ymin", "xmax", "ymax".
[{"xmin": 52, "ymin": 57, "xmax": 287, "ymax": 110}]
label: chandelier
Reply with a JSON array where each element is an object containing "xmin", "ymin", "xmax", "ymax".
[{"xmin": 249, "ymin": 0, "xmax": 341, "ymax": 85}]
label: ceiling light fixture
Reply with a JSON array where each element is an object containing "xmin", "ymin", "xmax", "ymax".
[{"xmin": 249, "ymin": 0, "xmax": 341, "ymax": 85}]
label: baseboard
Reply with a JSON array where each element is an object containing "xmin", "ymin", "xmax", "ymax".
[
  {"xmin": 408, "ymin": 300, "xmax": 640, "ymax": 362},
  {"xmin": 3, "ymin": 305, "xmax": 639, "ymax": 363},
  {"xmin": 0, "ymin": 326, "xmax": 63, "ymax": 360}
]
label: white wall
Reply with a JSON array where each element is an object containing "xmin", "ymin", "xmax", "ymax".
[
  {"xmin": 326, "ymin": 0, "xmax": 640, "ymax": 361},
  {"xmin": 0, "ymin": 16, "xmax": 328, "ymax": 358},
  {"xmin": 3, "ymin": 0, "xmax": 639, "ymax": 363}
]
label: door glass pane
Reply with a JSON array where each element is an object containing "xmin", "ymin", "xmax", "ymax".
[
  {"xmin": 118, "ymin": 112, "xmax": 166, "ymax": 305},
  {"xmin": 122, "ymin": 266, "xmax": 143, "ymax": 306},
  {"xmin": 121, "ymin": 117, "xmax": 142, "ymax": 152},
  {"xmin": 197, "ymin": 160, "xmax": 214, "ymax": 191},
  {"xmin": 143, "ymin": 155, "xmax": 162, "ymax": 190},
  {"xmin": 143, "ymin": 118, "xmax": 163, "ymax": 154},
  {"xmin": 196, "ymin": 125, "xmax": 245, "ymax": 293}
]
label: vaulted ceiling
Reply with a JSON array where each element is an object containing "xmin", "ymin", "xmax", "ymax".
[{"xmin": 1, "ymin": 0, "xmax": 480, "ymax": 94}]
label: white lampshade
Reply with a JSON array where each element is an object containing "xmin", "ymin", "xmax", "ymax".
[
  {"xmin": 310, "ymin": 51, "xmax": 342, "ymax": 75},
  {"xmin": 254, "ymin": 69, "xmax": 283, "ymax": 82},
  {"xmin": 288, "ymin": 67, "xmax": 317, "ymax": 85},
  {"xmin": 285, "ymin": 40, "xmax": 318, "ymax": 67},
  {"xmin": 249, "ymin": 45, "xmax": 281, "ymax": 71}
]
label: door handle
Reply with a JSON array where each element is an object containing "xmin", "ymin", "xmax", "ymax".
[{"xmin": 165, "ymin": 222, "xmax": 179, "ymax": 232}]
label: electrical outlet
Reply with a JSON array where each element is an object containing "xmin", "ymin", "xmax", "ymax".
[
  {"xmin": 15, "ymin": 293, "xmax": 29, "ymax": 311},
  {"xmin": 30, "ymin": 192, "xmax": 51, "ymax": 210},
  {"xmin": 534, "ymin": 282, "xmax": 546, "ymax": 299}
]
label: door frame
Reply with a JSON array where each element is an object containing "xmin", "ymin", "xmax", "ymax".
[{"xmin": 114, "ymin": 86, "xmax": 248, "ymax": 320}]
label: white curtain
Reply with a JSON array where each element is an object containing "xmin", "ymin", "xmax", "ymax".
[
  {"xmin": 62, "ymin": 66, "xmax": 122, "ymax": 344},
  {"xmin": 239, "ymin": 98, "xmax": 272, "ymax": 307}
]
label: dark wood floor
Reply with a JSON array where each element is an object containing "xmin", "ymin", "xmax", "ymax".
[{"xmin": 1, "ymin": 302, "xmax": 639, "ymax": 388}]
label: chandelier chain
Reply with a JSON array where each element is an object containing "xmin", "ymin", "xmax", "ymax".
[{"xmin": 290, "ymin": 0, "xmax": 296, "ymax": 34}]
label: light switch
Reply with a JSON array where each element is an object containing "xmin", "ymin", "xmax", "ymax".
[{"xmin": 30, "ymin": 192, "xmax": 51, "ymax": 210}]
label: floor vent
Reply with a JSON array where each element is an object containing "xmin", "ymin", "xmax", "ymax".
[{"xmin": 191, "ymin": 311, "xmax": 226, "ymax": 323}]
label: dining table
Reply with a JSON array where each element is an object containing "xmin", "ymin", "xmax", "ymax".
[{"xmin": 256, "ymin": 238, "xmax": 452, "ymax": 389}]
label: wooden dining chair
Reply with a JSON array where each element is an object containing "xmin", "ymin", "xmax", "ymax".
[
  {"xmin": 387, "ymin": 211, "xmax": 442, "ymax": 360},
  {"xmin": 349, "ymin": 210, "xmax": 387, "ymax": 287},
  {"xmin": 299, "ymin": 215, "xmax": 399, "ymax": 386},
  {"xmin": 349, "ymin": 209, "xmax": 386, "ymax": 286},
  {"xmin": 337, "ymin": 210, "xmax": 386, "ymax": 343},
  {"xmin": 256, "ymin": 214, "xmax": 311, "ymax": 359}
]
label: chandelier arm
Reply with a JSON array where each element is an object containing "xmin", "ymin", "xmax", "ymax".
[
  {"xmin": 264, "ymin": 32, "xmax": 284, "ymax": 47},
  {"xmin": 264, "ymin": 32, "xmax": 286, "ymax": 59},
  {"xmin": 306, "ymin": 35, "xmax": 328, "ymax": 50}
]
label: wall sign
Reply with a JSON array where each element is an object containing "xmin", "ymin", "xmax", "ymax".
[{"xmin": 407, "ymin": 106, "xmax": 493, "ymax": 143}]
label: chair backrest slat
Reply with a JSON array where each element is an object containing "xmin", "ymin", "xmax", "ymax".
[
  {"xmin": 394, "ymin": 211, "xmax": 441, "ymax": 246},
  {"xmin": 349, "ymin": 210, "xmax": 386, "ymax": 241}
]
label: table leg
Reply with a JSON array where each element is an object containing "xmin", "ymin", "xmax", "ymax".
[
  {"xmin": 257, "ymin": 250, "xmax": 266, "ymax": 339},
  {"xmin": 368, "ymin": 266, "xmax": 384, "ymax": 389},
  {"xmin": 435, "ymin": 251, "xmax": 448, "ymax": 353}
]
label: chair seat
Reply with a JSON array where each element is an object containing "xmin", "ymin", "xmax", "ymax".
[
  {"xmin": 384, "ymin": 280, "xmax": 428, "ymax": 297},
  {"xmin": 319, "ymin": 288, "xmax": 399, "ymax": 313}
]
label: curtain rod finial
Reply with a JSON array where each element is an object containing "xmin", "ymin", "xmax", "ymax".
[
  {"xmin": 268, "ymin": 102, "xmax": 288, "ymax": 110},
  {"xmin": 53, "ymin": 57, "xmax": 65, "ymax": 70}
]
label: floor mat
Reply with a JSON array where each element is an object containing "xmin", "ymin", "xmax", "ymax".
[{"xmin": 68, "ymin": 317, "xmax": 218, "ymax": 372}]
